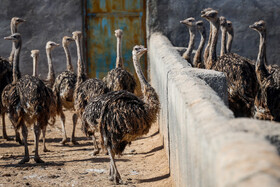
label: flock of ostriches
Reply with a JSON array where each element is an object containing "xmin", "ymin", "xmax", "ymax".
[{"xmin": 0, "ymin": 7, "xmax": 279, "ymax": 184}]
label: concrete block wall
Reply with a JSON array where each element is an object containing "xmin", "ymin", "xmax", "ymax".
[{"xmin": 148, "ymin": 32, "xmax": 280, "ymax": 187}]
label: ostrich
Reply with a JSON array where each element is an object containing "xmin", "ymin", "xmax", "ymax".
[
  {"xmin": 193, "ymin": 20, "xmax": 206, "ymax": 68},
  {"xmin": 3, "ymin": 33, "xmax": 54, "ymax": 163},
  {"xmin": 53, "ymin": 36, "xmax": 77, "ymax": 144},
  {"xmin": 82, "ymin": 45, "xmax": 160, "ymax": 184},
  {"xmin": 73, "ymin": 31, "xmax": 108, "ymax": 144},
  {"xmin": 249, "ymin": 20, "xmax": 280, "ymax": 121},
  {"xmin": 201, "ymin": 9, "xmax": 258, "ymax": 117},
  {"xmin": 1, "ymin": 17, "xmax": 25, "ymax": 142},
  {"xmin": 30, "ymin": 49, "xmax": 57, "ymax": 152},
  {"xmin": 180, "ymin": 17, "xmax": 196, "ymax": 65},
  {"xmin": 102, "ymin": 29, "xmax": 136, "ymax": 93}
]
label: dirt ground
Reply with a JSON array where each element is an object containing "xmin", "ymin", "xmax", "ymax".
[{"xmin": 0, "ymin": 111, "xmax": 172, "ymax": 187}]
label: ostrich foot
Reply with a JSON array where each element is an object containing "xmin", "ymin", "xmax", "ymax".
[
  {"xmin": 43, "ymin": 148, "xmax": 50, "ymax": 152},
  {"xmin": 3, "ymin": 135, "xmax": 13, "ymax": 141},
  {"xmin": 109, "ymin": 175, "xmax": 123, "ymax": 184},
  {"xmin": 92, "ymin": 149, "xmax": 100, "ymax": 156},
  {"xmin": 70, "ymin": 139, "xmax": 79, "ymax": 145},
  {"xmin": 16, "ymin": 137, "xmax": 23, "ymax": 145},
  {"xmin": 18, "ymin": 157, "xmax": 30, "ymax": 164},
  {"xmin": 34, "ymin": 156, "xmax": 45, "ymax": 163},
  {"xmin": 60, "ymin": 138, "xmax": 67, "ymax": 145}
]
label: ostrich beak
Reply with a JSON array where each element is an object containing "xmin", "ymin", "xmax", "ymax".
[{"xmin": 4, "ymin": 35, "xmax": 13, "ymax": 40}]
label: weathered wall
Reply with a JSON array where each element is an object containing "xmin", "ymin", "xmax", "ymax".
[
  {"xmin": 147, "ymin": 0, "xmax": 280, "ymax": 66},
  {"xmin": 149, "ymin": 32, "xmax": 280, "ymax": 187},
  {"xmin": 0, "ymin": 0, "xmax": 83, "ymax": 77}
]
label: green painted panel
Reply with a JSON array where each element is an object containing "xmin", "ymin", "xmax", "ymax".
[{"xmin": 84, "ymin": 0, "xmax": 146, "ymax": 80}]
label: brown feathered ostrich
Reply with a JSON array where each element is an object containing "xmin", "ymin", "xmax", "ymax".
[
  {"xmin": 73, "ymin": 31, "xmax": 108, "ymax": 144},
  {"xmin": 193, "ymin": 20, "xmax": 206, "ymax": 68},
  {"xmin": 30, "ymin": 49, "xmax": 57, "ymax": 152},
  {"xmin": 82, "ymin": 45, "xmax": 160, "ymax": 184},
  {"xmin": 102, "ymin": 29, "xmax": 136, "ymax": 93},
  {"xmin": 1, "ymin": 17, "xmax": 25, "ymax": 142},
  {"xmin": 180, "ymin": 17, "xmax": 196, "ymax": 65},
  {"xmin": 3, "ymin": 33, "xmax": 54, "ymax": 164},
  {"xmin": 249, "ymin": 20, "xmax": 280, "ymax": 121},
  {"xmin": 52, "ymin": 36, "xmax": 77, "ymax": 145},
  {"xmin": 201, "ymin": 9, "xmax": 258, "ymax": 117}
]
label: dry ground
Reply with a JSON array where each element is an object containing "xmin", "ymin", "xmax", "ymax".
[{"xmin": 0, "ymin": 111, "xmax": 172, "ymax": 187}]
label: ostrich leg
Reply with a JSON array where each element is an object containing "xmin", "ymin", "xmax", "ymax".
[
  {"xmin": 107, "ymin": 146, "xmax": 122, "ymax": 184},
  {"xmin": 18, "ymin": 122, "xmax": 30, "ymax": 164},
  {"xmin": 33, "ymin": 122, "xmax": 44, "ymax": 163}
]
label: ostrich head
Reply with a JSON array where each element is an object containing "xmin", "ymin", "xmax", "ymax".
[
  {"xmin": 132, "ymin": 45, "xmax": 147, "ymax": 59},
  {"xmin": 11, "ymin": 17, "xmax": 26, "ymax": 26},
  {"xmin": 227, "ymin": 20, "xmax": 233, "ymax": 30},
  {"xmin": 201, "ymin": 10, "xmax": 219, "ymax": 23},
  {"xmin": 219, "ymin": 16, "xmax": 227, "ymax": 27},
  {"xmin": 201, "ymin": 8, "xmax": 213, "ymax": 15},
  {"xmin": 115, "ymin": 29, "xmax": 123, "ymax": 38},
  {"xmin": 195, "ymin": 20, "xmax": 204, "ymax": 31},
  {"xmin": 72, "ymin": 31, "xmax": 82, "ymax": 41},
  {"xmin": 249, "ymin": 20, "xmax": 266, "ymax": 33},
  {"xmin": 4, "ymin": 33, "xmax": 21, "ymax": 42},
  {"xmin": 46, "ymin": 41, "xmax": 60, "ymax": 50},
  {"xmin": 31, "ymin": 50, "xmax": 39, "ymax": 58},
  {"xmin": 180, "ymin": 17, "xmax": 196, "ymax": 29},
  {"xmin": 62, "ymin": 36, "xmax": 75, "ymax": 46}
]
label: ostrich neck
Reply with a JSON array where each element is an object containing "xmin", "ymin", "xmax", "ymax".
[
  {"xmin": 63, "ymin": 44, "xmax": 73, "ymax": 72},
  {"xmin": 203, "ymin": 23, "xmax": 212, "ymax": 64},
  {"xmin": 32, "ymin": 56, "xmax": 38, "ymax": 77},
  {"xmin": 76, "ymin": 38, "xmax": 86, "ymax": 85},
  {"xmin": 12, "ymin": 40, "xmax": 21, "ymax": 84},
  {"xmin": 46, "ymin": 48, "xmax": 55, "ymax": 84},
  {"xmin": 9, "ymin": 23, "xmax": 17, "ymax": 63},
  {"xmin": 183, "ymin": 28, "xmax": 195, "ymax": 65},
  {"xmin": 256, "ymin": 31, "xmax": 269, "ymax": 84},
  {"xmin": 116, "ymin": 37, "xmax": 123, "ymax": 68},
  {"xmin": 220, "ymin": 27, "xmax": 227, "ymax": 56},
  {"xmin": 207, "ymin": 19, "xmax": 219, "ymax": 69},
  {"xmin": 193, "ymin": 29, "xmax": 206, "ymax": 67},
  {"xmin": 133, "ymin": 54, "xmax": 159, "ymax": 113},
  {"xmin": 226, "ymin": 29, "xmax": 234, "ymax": 53}
]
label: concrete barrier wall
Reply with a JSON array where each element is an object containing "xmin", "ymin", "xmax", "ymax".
[{"xmin": 148, "ymin": 32, "xmax": 280, "ymax": 187}]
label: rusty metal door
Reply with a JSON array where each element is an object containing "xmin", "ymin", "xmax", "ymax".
[{"xmin": 83, "ymin": 0, "xmax": 146, "ymax": 79}]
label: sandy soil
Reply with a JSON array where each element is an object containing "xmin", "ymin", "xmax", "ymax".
[{"xmin": 0, "ymin": 111, "xmax": 172, "ymax": 187}]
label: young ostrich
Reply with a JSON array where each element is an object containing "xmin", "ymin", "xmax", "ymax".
[
  {"xmin": 193, "ymin": 20, "xmax": 206, "ymax": 68},
  {"xmin": 1, "ymin": 17, "xmax": 25, "ymax": 142},
  {"xmin": 102, "ymin": 29, "xmax": 136, "ymax": 93},
  {"xmin": 180, "ymin": 17, "xmax": 196, "ymax": 66},
  {"xmin": 201, "ymin": 9, "xmax": 258, "ymax": 117},
  {"xmin": 3, "ymin": 33, "xmax": 54, "ymax": 164},
  {"xmin": 73, "ymin": 31, "xmax": 108, "ymax": 144},
  {"xmin": 249, "ymin": 20, "xmax": 280, "ymax": 121},
  {"xmin": 82, "ymin": 45, "xmax": 160, "ymax": 184},
  {"xmin": 30, "ymin": 49, "xmax": 57, "ymax": 152},
  {"xmin": 52, "ymin": 36, "xmax": 77, "ymax": 145}
]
